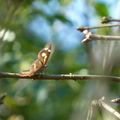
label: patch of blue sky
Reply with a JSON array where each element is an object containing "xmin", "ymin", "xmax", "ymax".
[
  {"xmin": 29, "ymin": 0, "xmax": 119, "ymax": 51},
  {"xmin": 28, "ymin": 17, "xmax": 52, "ymax": 42}
]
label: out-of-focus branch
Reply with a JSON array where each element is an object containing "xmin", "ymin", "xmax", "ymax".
[
  {"xmin": 0, "ymin": 71, "xmax": 120, "ymax": 82},
  {"xmin": 100, "ymin": 98, "xmax": 120, "ymax": 119},
  {"xmin": 0, "ymin": 92, "xmax": 7, "ymax": 105},
  {"xmin": 81, "ymin": 30, "xmax": 120, "ymax": 43},
  {"xmin": 101, "ymin": 17, "xmax": 120, "ymax": 24},
  {"xmin": 111, "ymin": 98, "xmax": 120, "ymax": 104},
  {"xmin": 76, "ymin": 23, "xmax": 120, "ymax": 32},
  {"xmin": 87, "ymin": 97, "xmax": 120, "ymax": 120}
]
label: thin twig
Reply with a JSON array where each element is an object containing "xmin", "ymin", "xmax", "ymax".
[
  {"xmin": 101, "ymin": 17, "xmax": 120, "ymax": 24},
  {"xmin": 76, "ymin": 23, "xmax": 120, "ymax": 32},
  {"xmin": 81, "ymin": 30, "xmax": 120, "ymax": 43},
  {"xmin": 0, "ymin": 71, "xmax": 120, "ymax": 82}
]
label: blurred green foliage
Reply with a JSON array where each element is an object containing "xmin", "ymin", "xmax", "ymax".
[{"xmin": 0, "ymin": 0, "xmax": 120, "ymax": 120}]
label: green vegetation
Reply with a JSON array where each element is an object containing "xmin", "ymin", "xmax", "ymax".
[{"xmin": 0, "ymin": 0, "xmax": 119, "ymax": 120}]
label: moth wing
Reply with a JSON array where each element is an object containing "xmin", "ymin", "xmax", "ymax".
[{"xmin": 38, "ymin": 44, "xmax": 51, "ymax": 65}]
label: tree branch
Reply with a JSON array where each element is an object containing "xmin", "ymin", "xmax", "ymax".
[
  {"xmin": 81, "ymin": 30, "xmax": 120, "ymax": 43},
  {"xmin": 87, "ymin": 97, "xmax": 120, "ymax": 120},
  {"xmin": 0, "ymin": 71, "xmax": 120, "ymax": 82},
  {"xmin": 76, "ymin": 23, "xmax": 120, "ymax": 32},
  {"xmin": 100, "ymin": 98, "xmax": 120, "ymax": 119}
]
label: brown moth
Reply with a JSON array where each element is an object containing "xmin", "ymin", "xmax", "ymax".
[{"xmin": 19, "ymin": 44, "xmax": 52, "ymax": 77}]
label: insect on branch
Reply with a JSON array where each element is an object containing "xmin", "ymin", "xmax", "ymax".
[{"xmin": 0, "ymin": 72, "xmax": 120, "ymax": 82}]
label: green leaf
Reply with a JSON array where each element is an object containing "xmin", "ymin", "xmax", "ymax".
[{"xmin": 93, "ymin": 2, "xmax": 109, "ymax": 16}]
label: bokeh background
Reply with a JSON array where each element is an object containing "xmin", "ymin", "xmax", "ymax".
[{"xmin": 0, "ymin": 0, "xmax": 120, "ymax": 120}]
